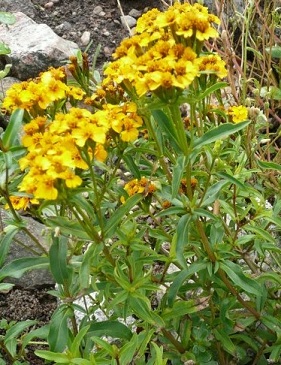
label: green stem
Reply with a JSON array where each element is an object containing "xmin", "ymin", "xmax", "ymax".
[
  {"xmin": 161, "ymin": 328, "xmax": 185, "ymax": 354},
  {"xmin": 196, "ymin": 220, "xmax": 260, "ymax": 319}
]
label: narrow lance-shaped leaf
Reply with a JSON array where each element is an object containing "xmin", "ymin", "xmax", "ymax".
[
  {"xmin": 193, "ymin": 121, "xmax": 250, "ymax": 151},
  {"xmin": 104, "ymin": 194, "xmax": 143, "ymax": 238},
  {"xmin": 172, "ymin": 155, "xmax": 187, "ymax": 199},
  {"xmin": 167, "ymin": 262, "xmax": 207, "ymax": 306},
  {"xmin": 87, "ymin": 320, "xmax": 132, "ymax": 341},
  {"xmin": 0, "ymin": 257, "xmax": 49, "ymax": 281},
  {"xmin": 49, "ymin": 234, "xmax": 71, "ymax": 284},
  {"xmin": 1, "ymin": 109, "xmax": 24, "ymax": 150},
  {"xmin": 220, "ymin": 260, "xmax": 262, "ymax": 296},
  {"xmin": 48, "ymin": 304, "xmax": 73, "ymax": 352},
  {"xmin": 151, "ymin": 109, "xmax": 182, "ymax": 153}
]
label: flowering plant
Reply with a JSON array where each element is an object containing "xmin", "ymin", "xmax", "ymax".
[{"xmin": 0, "ymin": 2, "xmax": 281, "ymax": 364}]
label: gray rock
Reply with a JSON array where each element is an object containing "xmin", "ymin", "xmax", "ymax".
[
  {"xmin": 0, "ymin": 0, "xmax": 35, "ymax": 18},
  {"xmin": 128, "ymin": 9, "xmax": 142, "ymax": 18},
  {"xmin": 0, "ymin": 208, "xmax": 54, "ymax": 288},
  {"xmin": 80, "ymin": 30, "xmax": 91, "ymax": 46},
  {"xmin": 93, "ymin": 5, "xmax": 103, "ymax": 15},
  {"xmin": 121, "ymin": 15, "xmax": 137, "ymax": 29},
  {"xmin": 0, "ymin": 12, "xmax": 79, "ymax": 80}
]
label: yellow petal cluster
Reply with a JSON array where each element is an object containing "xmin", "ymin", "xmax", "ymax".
[
  {"xmin": 228, "ymin": 105, "xmax": 248, "ymax": 123},
  {"xmin": 104, "ymin": 2, "xmax": 226, "ymax": 97},
  {"xmin": 2, "ymin": 66, "xmax": 144, "ymax": 202},
  {"xmin": 2, "ymin": 67, "xmax": 85, "ymax": 114}
]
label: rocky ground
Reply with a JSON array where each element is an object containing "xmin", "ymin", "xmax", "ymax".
[
  {"xmin": 30, "ymin": 0, "xmax": 164, "ymax": 69},
  {"xmin": 0, "ymin": 1, "xmax": 163, "ymax": 364}
]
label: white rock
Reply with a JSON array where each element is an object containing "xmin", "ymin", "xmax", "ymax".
[
  {"xmin": 128, "ymin": 9, "xmax": 142, "ymax": 18},
  {"xmin": 93, "ymin": 5, "xmax": 103, "ymax": 15},
  {"xmin": 0, "ymin": 12, "xmax": 79, "ymax": 80},
  {"xmin": 44, "ymin": 1, "xmax": 54, "ymax": 8},
  {"xmin": 120, "ymin": 15, "xmax": 137, "ymax": 29},
  {"xmin": 80, "ymin": 30, "xmax": 91, "ymax": 46}
]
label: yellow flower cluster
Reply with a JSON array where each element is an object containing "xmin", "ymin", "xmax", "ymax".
[
  {"xmin": 2, "ymin": 67, "xmax": 144, "ymax": 201},
  {"xmin": 17, "ymin": 101, "xmax": 143, "ymax": 200},
  {"xmin": 2, "ymin": 67, "xmax": 85, "ymax": 114},
  {"xmin": 228, "ymin": 105, "xmax": 248, "ymax": 123},
  {"xmin": 104, "ymin": 2, "xmax": 227, "ymax": 97},
  {"xmin": 122, "ymin": 177, "xmax": 157, "ymax": 202}
]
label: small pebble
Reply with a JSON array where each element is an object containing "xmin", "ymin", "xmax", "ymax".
[
  {"xmin": 120, "ymin": 15, "xmax": 136, "ymax": 29},
  {"xmin": 93, "ymin": 5, "xmax": 103, "ymax": 15},
  {"xmin": 104, "ymin": 46, "xmax": 112, "ymax": 57},
  {"xmin": 80, "ymin": 31, "xmax": 91, "ymax": 45},
  {"xmin": 53, "ymin": 0, "xmax": 60, "ymax": 3},
  {"xmin": 99, "ymin": 11, "xmax": 106, "ymax": 17},
  {"xmin": 128, "ymin": 9, "xmax": 142, "ymax": 18},
  {"xmin": 103, "ymin": 31, "xmax": 110, "ymax": 37},
  {"xmin": 44, "ymin": 1, "xmax": 54, "ymax": 9}
]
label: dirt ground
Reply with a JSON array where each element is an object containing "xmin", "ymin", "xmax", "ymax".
[{"xmin": 30, "ymin": 0, "xmax": 164, "ymax": 68}]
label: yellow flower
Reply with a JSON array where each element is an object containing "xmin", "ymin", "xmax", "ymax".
[
  {"xmin": 196, "ymin": 54, "xmax": 227, "ymax": 79},
  {"xmin": 6, "ymin": 196, "xmax": 30, "ymax": 210},
  {"xmin": 58, "ymin": 169, "xmax": 82, "ymax": 188},
  {"xmin": 122, "ymin": 177, "xmax": 157, "ymax": 202},
  {"xmin": 228, "ymin": 106, "xmax": 248, "ymax": 123},
  {"xmin": 67, "ymin": 86, "xmax": 86, "ymax": 100},
  {"xmin": 94, "ymin": 144, "xmax": 107, "ymax": 162}
]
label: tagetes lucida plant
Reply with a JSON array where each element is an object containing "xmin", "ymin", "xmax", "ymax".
[{"xmin": 1, "ymin": 2, "xmax": 280, "ymax": 364}]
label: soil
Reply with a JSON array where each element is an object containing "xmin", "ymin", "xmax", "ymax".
[
  {"xmin": 30, "ymin": 0, "xmax": 164, "ymax": 69},
  {"xmin": 0, "ymin": 1, "xmax": 162, "ymax": 364}
]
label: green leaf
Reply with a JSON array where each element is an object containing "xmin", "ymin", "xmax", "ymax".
[
  {"xmin": 123, "ymin": 154, "xmax": 141, "ymax": 179},
  {"xmin": 21, "ymin": 324, "xmax": 49, "ymax": 349},
  {"xmin": 130, "ymin": 296, "xmax": 165, "ymax": 327},
  {"xmin": 216, "ymin": 171, "xmax": 246, "ymax": 190},
  {"xmin": 0, "ymin": 42, "xmax": 10, "ymax": 55},
  {"xmin": 193, "ymin": 121, "xmax": 250, "ymax": 151},
  {"xmin": 266, "ymin": 46, "xmax": 281, "ymax": 58},
  {"xmin": 174, "ymin": 214, "xmax": 191, "ymax": 269},
  {"xmin": 49, "ymin": 235, "xmax": 71, "ymax": 284},
  {"xmin": 214, "ymin": 328, "xmax": 236, "ymax": 355},
  {"xmin": 167, "ymin": 262, "xmax": 206, "ymax": 306},
  {"xmin": 244, "ymin": 224, "xmax": 276, "ymax": 244},
  {"xmin": 0, "ymin": 282, "xmax": 14, "ymax": 292},
  {"xmin": 104, "ymin": 194, "xmax": 143, "ymax": 238},
  {"xmin": 0, "ymin": 63, "xmax": 11, "ymax": 78},
  {"xmin": 201, "ymin": 180, "xmax": 228, "ymax": 207},
  {"xmin": 119, "ymin": 335, "xmax": 139, "ymax": 365},
  {"xmin": 0, "ymin": 12, "xmax": 16, "ymax": 25},
  {"xmin": 90, "ymin": 336, "xmax": 115, "ymax": 357},
  {"xmin": 220, "ymin": 260, "xmax": 262, "ymax": 296},
  {"xmin": 88, "ymin": 320, "xmax": 132, "ymax": 341},
  {"xmin": 195, "ymin": 81, "xmax": 228, "ymax": 101},
  {"xmin": 156, "ymin": 206, "xmax": 186, "ymax": 217},
  {"xmin": 0, "ymin": 225, "xmax": 19, "ymax": 266},
  {"xmin": 172, "ymin": 155, "xmax": 187, "ymax": 199},
  {"xmin": 257, "ymin": 159, "xmax": 281, "ymax": 172},
  {"xmin": 1, "ymin": 109, "xmax": 24, "ymax": 150},
  {"xmin": 162, "ymin": 300, "xmax": 200, "ymax": 321},
  {"xmin": 0, "ymin": 256, "xmax": 49, "ymax": 281},
  {"xmin": 79, "ymin": 243, "xmax": 103, "ymax": 290},
  {"xmin": 70, "ymin": 325, "xmax": 90, "ymax": 357},
  {"xmin": 46, "ymin": 217, "xmax": 92, "ymax": 240},
  {"xmin": 34, "ymin": 350, "xmax": 70, "ymax": 363},
  {"xmin": 48, "ymin": 304, "xmax": 73, "ymax": 352},
  {"xmin": 4, "ymin": 320, "xmax": 37, "ymax": 357},
  {"xmin": 151, "ymin": 109, "xmax": 181, "ymax": 153}
]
